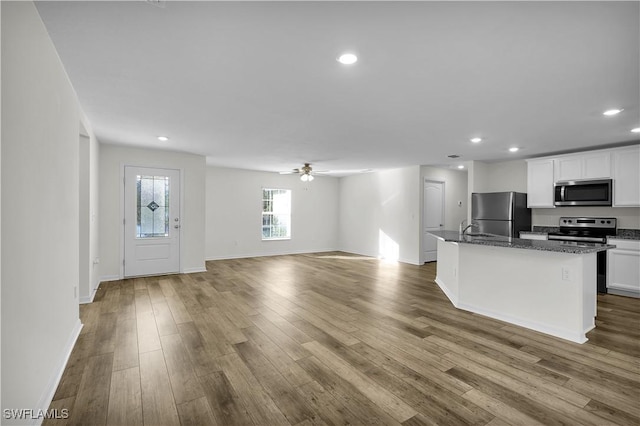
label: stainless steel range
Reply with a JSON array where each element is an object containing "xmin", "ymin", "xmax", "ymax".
[{"xmin": 548, "ymin": 217, "xmax": 617, "ymax": 293}]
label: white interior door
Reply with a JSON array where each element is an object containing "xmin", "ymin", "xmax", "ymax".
[
  {"xmin": 124, "ymin": 166, "xmax": 180, "ymax": 277},
  {"xmin": 423, "ymin": 180, "xmax": 444, "ymax": 263}
]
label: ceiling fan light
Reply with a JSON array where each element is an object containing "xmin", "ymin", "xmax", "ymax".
[
  {"xmin": 300, "ymin": 174, "xmax": 309, "ymax": 182},
  {"xmin": 307, "ymin": 174, "xmax": 314, "ymax": 181}
]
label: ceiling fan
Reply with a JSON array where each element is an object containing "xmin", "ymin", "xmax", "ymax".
[{"xmin": 279, "ymin": 163, "xmax": 327, "ymax": 181}]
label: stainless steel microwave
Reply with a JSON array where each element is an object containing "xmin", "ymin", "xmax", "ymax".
[{"xmin": 554, "ymin": 179, "xmax": 612, "ymax": 206}]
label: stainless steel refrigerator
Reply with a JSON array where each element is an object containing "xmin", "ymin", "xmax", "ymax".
[{"xmin": 471, "ymin": 192, "xmax": 531, "ymax": 238}]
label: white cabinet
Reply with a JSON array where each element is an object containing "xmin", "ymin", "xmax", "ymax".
[
  {"xmin": 607, "ymin": 238, "xmax": 640, "ymax": 297},
  {"xmin": 612, "ymin": 145, "xmax": 640, "ymax": 207},
  {"xmin": 526, "ymin": 158, "xmax": 555, "ymax": 208},
  {"xmin": 555, "ymin": 151, "xmax": 611, "ymax": 181}
]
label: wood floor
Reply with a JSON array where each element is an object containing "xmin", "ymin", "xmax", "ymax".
[{"xmin": 46, "ymin": 252, "xmax": 640, "ymax": 426}]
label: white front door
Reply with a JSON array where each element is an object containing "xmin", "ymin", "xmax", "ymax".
[
  {"xmin": 124, "ymin": 166, "xmax": 180, "ymax": 277},
  {"xmin": 423, "ymin": 180, "xmax": 444, "ymax": 263}
]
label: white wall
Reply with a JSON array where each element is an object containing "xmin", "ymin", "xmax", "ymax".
[
  {"xmin": 467, "ymin": 159, "xmax": 527, "ymax": 195},
  {"xmin": 421, "ymin": 166, "xmax": 468, "ymax": 230},
  {"xmin": 1, "ymin": 1, "xmax": 3, "ymax": 409},
  {"xmin": 482, "ymin": 160, "xmax": 528, "ymax": 193},
  {"xmin": 77, "ymin": 129, "xmax": 101, "ymax": 303},
  {"xmin": 99, "ymin": 144, "xmax": 206, "ymax": 279},
  {"xmin": 89, "ymin": 128, "xmax": 100, "ymax": 296},
  {"xmin": 206, "ymin": 167, "xmax": 339, "ymax": 259},
  {"xmin": 2, "ymin": 1, "xmax": 84, "ymax": 419},
  {"xmin": 339, "ymin": 166, "xmax": 421, "ymax": 265}
]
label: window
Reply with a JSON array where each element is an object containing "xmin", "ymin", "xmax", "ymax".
[
  {"xmin": 136, "ymin": 175, "xmax": 170, "ymax": 238},
  {"xmin": 262, "ymin": 188, "xmax": 291, "ymax": 240}
]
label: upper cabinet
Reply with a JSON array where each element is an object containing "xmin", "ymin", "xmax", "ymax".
[
  {"xmin": 526, "ymin": 145, "xmax": 639, "ymax": 208},
  {"xmin": 612, "ymin": 145, "xmax": 640, "ymax": 207},
  {"xmin": 526, "ymin": 158, "xmax": 555, "ymax": 208},
  {"xmin": 554, "ymin": 151, "xmax": 611, "ymax": 181}
]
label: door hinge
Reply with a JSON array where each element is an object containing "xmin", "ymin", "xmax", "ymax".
[
  {"xmin": 123, "ymin": 218, "xmax": 126, "ymax": 225},
  {"xmin": 123, "ymin": 259, "xmax": 125, "ymax": 266}
]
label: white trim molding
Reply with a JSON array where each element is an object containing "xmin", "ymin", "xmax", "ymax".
[
  {"xmin": 183, "ymin": 266, "xmax": 207, "ymax": 274},
  {"xmin": 33, "ymin": 320, "xmax": 83, "ymax": 426}
]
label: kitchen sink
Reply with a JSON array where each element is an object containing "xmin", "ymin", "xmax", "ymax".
[{"xmin": 465, "ymin": 232, "xmax": 494, "ymax": 237}]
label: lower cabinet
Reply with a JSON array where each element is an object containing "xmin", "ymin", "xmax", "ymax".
[{"xmin": 607, "ymin": 238, "xmax": 640, "ymax": 297}]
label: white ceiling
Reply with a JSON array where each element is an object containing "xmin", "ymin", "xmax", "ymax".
[{"xmin": 35, "ymin": 1, "xmax": 639, "ymax": 175}]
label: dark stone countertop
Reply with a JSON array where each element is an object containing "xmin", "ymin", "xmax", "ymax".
[
  {"xmin": 610, "ymin": 229, "xmax": 640, "ymax": 241},
  {"xmin": 428, "ymin": 230, "xmax": 614, "ymax": 254}
]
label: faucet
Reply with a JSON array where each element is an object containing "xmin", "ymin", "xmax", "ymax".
[{"xmin": 461, "ymin": 221, "xmax": 479, "ymax": 235}]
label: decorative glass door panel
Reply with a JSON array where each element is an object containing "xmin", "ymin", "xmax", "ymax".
[{"xmin": 136, "ymin": 175, "xmax": 170, "ymax": 238}]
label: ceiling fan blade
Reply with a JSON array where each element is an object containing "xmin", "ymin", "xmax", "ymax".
[{"xmin": 279, "ymin": 168, "xmax": 301, "ymax": 175}]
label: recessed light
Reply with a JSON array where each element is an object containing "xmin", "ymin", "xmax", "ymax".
[
  {"xmin": 157, "ymin": 136, "xmax": 169, "ymax": 141},
  {"xmin": 603, "ymin": 109, "xmax": 623, "ymax": 116},
  {"xmin": 457, "ymin": 165, "xmax": 465, "ymax": 169},
  {"xmin": 337, "ymin": 53, "xmax": 357, "ymax": 65},
  {"xmin": 632, "ymin": 128, "xmax": 640, "ymax": 133},
  {"xmin": 470, "ymin": 137, "xmax": 482, "ymax": 143},
  {"xmin": 509, "ymin": 147, "xmax": 519, "ymax": 153}
]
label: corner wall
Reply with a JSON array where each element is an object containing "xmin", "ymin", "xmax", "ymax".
[
  {"xmin": 2, "ymin": 1, "xmax": 83, "ymax": 418},
  {"xmin": 205, "ymin": 167, "xmax": 339, "ymax": 259},
  {"xmin": 338, "ymin": 166, "xmax": 421, "ymax": 264},
  {"xmin": 99, "ymin": 145, "xmax": 206, "ymax": 279}
]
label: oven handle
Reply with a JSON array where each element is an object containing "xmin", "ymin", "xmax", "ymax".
[{"xmin": 548, "ymin": 235, "xmax": 606, "ymax": 243}]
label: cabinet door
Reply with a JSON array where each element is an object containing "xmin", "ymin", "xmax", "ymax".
[
  {"xmin": 612, "ymin": 146, "xmax": 640, "ymax": 207},
  {"xmin": 607, "ymin": 239, "xmax": 640, "ymax": 294},
  {"xmin": 554, "ymin": 156, "xmax": 582, "ymax": 181},
  {"xmin": 555, "ymin": 151, "xmax": 611, "ymax": 180},
  {"xmin": 582, "ymin": 152, "xmax": 611, "ymax": 179},
  {"xmin": 527, "ymin": 159, "xmax": 555, "ymax": 208}
]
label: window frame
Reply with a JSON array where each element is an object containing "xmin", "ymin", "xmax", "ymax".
[{"xmin": 261, "ymin": 187, "xmax": 292, "ymax": 241}]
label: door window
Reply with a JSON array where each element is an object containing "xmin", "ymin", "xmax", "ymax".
[{"xmin": 136, "ymin": 175, "xmax": 170, "ymax": 238}]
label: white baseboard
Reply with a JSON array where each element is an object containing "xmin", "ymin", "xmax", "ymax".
[
  {"xmin": 206, "ymin": 248, "xmax": 339, "ymax": 261},
  {"xmin": 99, "ymin": 274, "xmax": 120, "ymax": 282},
  {"xmin": 435, "ymin": 276, "xmax": 459, "ymax": 307},
  {"xmin": 33, "ymin": 319, "xmax": 83, "ymax": 425},
  {"xmin": 183, "ymin": 266, "xmax": 207, "ymax": 274},
  {"xmin": 79, "ymin": 287, "xmax": 98, "ymax": 304},
  {"xmin": 457, "ymin": 301, "xmax": 589, "ymax": 344}
]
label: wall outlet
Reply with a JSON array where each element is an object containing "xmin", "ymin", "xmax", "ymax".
[{"xmin": 562, "ymin": 267, "xmax": 571, "ymax": 281}]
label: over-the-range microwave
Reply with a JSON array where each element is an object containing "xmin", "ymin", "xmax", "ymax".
[{"xmin": 554, "ymin": 179, "xmax": 612, "ymax": 206}]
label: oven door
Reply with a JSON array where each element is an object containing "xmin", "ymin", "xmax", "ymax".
[{"xmin": 554, "ymin": 179, "xmax": 612, "ymax": 206}]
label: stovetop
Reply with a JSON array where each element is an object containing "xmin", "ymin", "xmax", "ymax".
[{"xmin": 549, "ymin": 216, "xmax": 617, "ymax": 240}]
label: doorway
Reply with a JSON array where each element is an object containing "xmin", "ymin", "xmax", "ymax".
[
  {"xmin": 423, "ymin": 179, "xmax": 444, "ymax": 263},
  {"xmin": 124, "ymin": 166, "xmax": 181, "ymax": 277}
]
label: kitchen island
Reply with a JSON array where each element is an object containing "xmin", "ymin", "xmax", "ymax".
[{"xmin": 428, "ymin": 231, "xmax": 614, "ymax": 343}]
